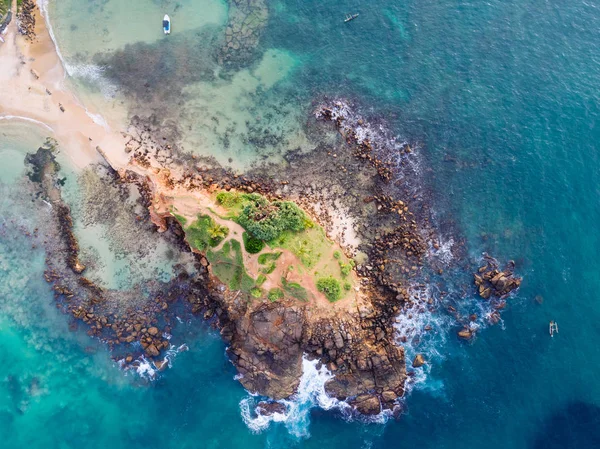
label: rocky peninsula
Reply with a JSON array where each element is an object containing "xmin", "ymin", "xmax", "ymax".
[{"xmin": 0, "ymin": 0, "xmax": 522, "ymax": 419}]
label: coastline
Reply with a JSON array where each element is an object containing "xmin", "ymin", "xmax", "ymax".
[
  {"xmin": 0, "ymin": 0, "xmax": 522, "ymax": 423},
  {"xmin": 0, "ymin": 1, "xmax": 128, "ymax": 170}
]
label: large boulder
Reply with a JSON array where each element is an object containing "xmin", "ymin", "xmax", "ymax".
[
  {"xmin": 351, "ymin": 394, "xmax": 381, "ymax": 415},
  {"xmin": 412, "ymin": 354, "xmax": 426, "ymax": 368}
]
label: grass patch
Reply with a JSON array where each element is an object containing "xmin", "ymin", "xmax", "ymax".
[
  {"xmin": 316, "ymin": 277, "xmax": 342, "ymax": 302},
  {"xmin": 281, "ymin": 277, "xmax": 309, "ymax": 302},
  {"xmin": 256, "ymin": 274, "xmax": 267, "ymax": 286},
  {"xmin": 243, "ymin": 232, "xmax": 265, "ymax": 254},
  {"xmin": 268, "ymin": 288, "xmax": 284, "ymax": 302},
  {"xmin": 344, "ymin": 281, "xmax": 352, "ymax": 291},
  {"xmin": 172, "ymin": 213, "xmax": 187, "ymax": 226},
  {"xmin": 269, "ymin": 228, "xmax": 327, "ymax": 269},
  {"xmin": 258, "ymin": 251, "xmax": 282, "ymax": 265},
  {"xmin": 250, "ymin": 287, "xmax": 263, "ymax": 298},
  {"xmin": 206, "ymin": 239, "xmax": 255, "ymax": 292},
  {"xmin": 215, "ymin": 191, "xmax": 246, "ymax": 217},
  {"xmin": 185, "ymin": 215, "xmax": 229, "ymax": 251},
  {"xmin": 261, "ymin": 262, "xmax": 277, "ymax": 275},
  {"xmin": 0, "ymin": 0, "xmax": 10, "ymax": 17}
]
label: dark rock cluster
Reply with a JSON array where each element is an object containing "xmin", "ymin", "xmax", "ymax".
[
  {"xmin": 474, "ymin": 254, "xmax": 522, "ymax": 300},
  {"xmin": 16, "ymin": 0, "xmax": 35, "ymax": 40},
  {"xmin": 218, "ymin": 0, "xmax": 269, "ymax": 68}
]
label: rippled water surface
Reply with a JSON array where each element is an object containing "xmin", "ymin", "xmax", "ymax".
[{"xmin": 3, "ymin": 0, "xmax": 600, "ymax": 447}]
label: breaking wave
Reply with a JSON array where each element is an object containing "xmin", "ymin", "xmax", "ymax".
[
  {"xmin": 240, "ymin": 356, "xmax": 390, "ymax": 438},
  {"xmin": 0, "ymin": 115, "xmax": 54, "ymax": 132},
  {"xmin": 316, "ymin": 99, "xmax": 423, "ymax": 196},
  {"xmin": 38, "ymin": 0, "xmax": 118, "ymax": 98},
  {"xmin": 118, "ymin": 343, "xmax": 189, "ymax": 381}
]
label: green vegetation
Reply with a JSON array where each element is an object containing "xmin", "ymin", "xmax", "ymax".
[
  {"xmin": 176, "ymin": 190, "xmax": 356, "ymax": 303},
  {"xmin": 173, "ymin": 213, "xmax": 187, "ymax": 226},
  {"xmin": 269, "ymin": 228, "xmax": 326, "ymax": 269},
  {"xmin": 206, "ymin": 240, "xmax": 255, "ymax": 292},
  {"xmin": 268, "ymin": 288, "xmax": 284, "ymax": 302},
  {"xmin": 316, "ymin": 277, "xmax": 342, "ymax": 302},
  {"xmin": 237, "ymin": 196, "xmax": 308, "ymax": 241},
  {"xmin": 256, "ymin": 274, "xmax": 267, "ymax": 286},
  {"xmin": 339, "ymin": 259, "xmax": 355, "ymax": 277},
  {"xmin": 243, "ymin": 232, "xmax": 265, "ymax": 254},
  {"xmin": 227, "ymin": 193, "xmax": 310, "ymax": 242},
  {"xmin": 258, "ymin": 251, "xmax": 282, "ymax": 265},
  {"xmin": 185, "ymin": 215, "xmax": 229, "ymax": 251},
  {"xmin": 281, "ymin": 277, "xmax": 309, "ymax": 302},
  {"xmin": 0, "ymin": 0, "xmax": 10, "ymax": 18},
  {"xmin": 216, "ymin": 191, "xmax": 244, "ymax": 208},
  {"xmin": 261, "ymin": 262, "xmax": 277, "ymax": 275}
]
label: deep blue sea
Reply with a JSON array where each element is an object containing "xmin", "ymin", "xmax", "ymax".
[{"xmin": 2, "ymin": 0, "xmax": 600, "ymax": 447}]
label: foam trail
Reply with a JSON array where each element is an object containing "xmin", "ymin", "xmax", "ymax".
[
  {"xmin": 85, "ymin": 110, "xmax": 109, "ymax": 130},
  {"xmin": 37, "ymin": 0, "xmax": 118, "ymax": 98},
  {"xmin": 37, "ymin": 0, "xmax": 67, "ymax": 77},
  {"xmin": 0, "ymin": 115, "xmax": 54, "ymax": 132}
]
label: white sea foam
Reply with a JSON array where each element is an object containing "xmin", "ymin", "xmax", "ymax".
[
  {"xmin": 135, "ymin": 356, "xmax": 157, "ymax": 380},
  {"xmin": 393, "ymin": 282, "xmax": 456, "ymax": 394},
  {"xmin": 431, "ymin": 236, "xmax": 455, "ymax": 266},
  {"xmin": 38, "ymin": 0, "xmax": 118, "ymax": 99},
  {"xmin": 116, "ymin": 343, "xmax": 188, "ymax": 381},
  {"xmin": 0, "ymin": 115, "xmax": 54, "ymax": 132},
  {"xmin": 316, "ymin": 99, "xmax": 422, "ymax": 196},
  {"xmin": 240, "ymin": 356, "xmax": 355, "ymax": 438},
  {"xmin": 85, "ymin": 109, "xmax": 109, "ymax": 129}
]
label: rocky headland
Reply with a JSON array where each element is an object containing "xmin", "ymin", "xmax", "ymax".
[{"xmin": 1, "ymin": 3, "xmax": 523, "ymax": 419}]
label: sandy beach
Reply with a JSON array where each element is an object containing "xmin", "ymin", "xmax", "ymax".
[{"xmin": 0, "ymin": 1, "xmax": 129, "ymax": 170}]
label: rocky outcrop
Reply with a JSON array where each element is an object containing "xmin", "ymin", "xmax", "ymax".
[
  {"xmin": 211, "ymin": 282, "xmax": 406, "ymax": 415},
  {"xmin": 474, "ymin": 254, "xmax": 522, "ymax": 299},
  {"xmin": 16, "ymin": 0, "xmax": 36, "ymax": 40},
  {"xmin": 412, "ymin": 354, "xmax": 426, "ymax": 368},
  {"xmin": 257, "ymin": 401, "xmax": 287, "ymax": 416}
]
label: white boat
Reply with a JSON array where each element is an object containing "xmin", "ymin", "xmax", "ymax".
[{"xmin": 163, "ymin": 14, "xmax": 171, "ymax": 35}]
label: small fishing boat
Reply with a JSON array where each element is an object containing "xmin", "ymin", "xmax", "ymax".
[
  {"xmin": 549, "ymin": 320, "xmax": 559, "ymax": 337},
  {"xmin": 163, "ymin": 14, "xmax": 171, "ymax": 35},
  {"xmin": 344, "ymin": 13, "xmax": 359, "ymax": 23}
]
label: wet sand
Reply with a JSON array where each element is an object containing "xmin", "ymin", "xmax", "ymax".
[{"xmin": 0, "ymin": 3, "xmax": 129, "ymax": 170}]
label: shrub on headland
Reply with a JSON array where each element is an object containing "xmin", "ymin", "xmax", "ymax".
[
  {"xmin": 237, "ymin": 195, "xmax": 309, "ymax": 242},
  {"xmin": 243, "ymin": 232, "xmax": 265, "ymax": 254},
  {"xmin": 316, "ymin": 277, "xmax": 342, "ymax": 302}
]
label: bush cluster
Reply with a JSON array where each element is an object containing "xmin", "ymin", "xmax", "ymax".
[
  {"xmin": 243, "ymin": 232, "xmax": 265, "ymax": 254},
  {"xmin": 316, "ymin": 277, "xmax": 342, "ymax": 302},
  {"xmin": 237, "ymin": 195, "xmax": 308, "ymax": 242}
]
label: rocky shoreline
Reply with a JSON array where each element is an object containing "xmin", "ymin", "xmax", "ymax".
[{"xmin": 20, "ymin": 90, "xmax": 522, "ymax": 417}]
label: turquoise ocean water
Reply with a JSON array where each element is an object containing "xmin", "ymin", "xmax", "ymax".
[{"xmin": 3, "ymin": 0, "xmax": 600, "ymax": 447}]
